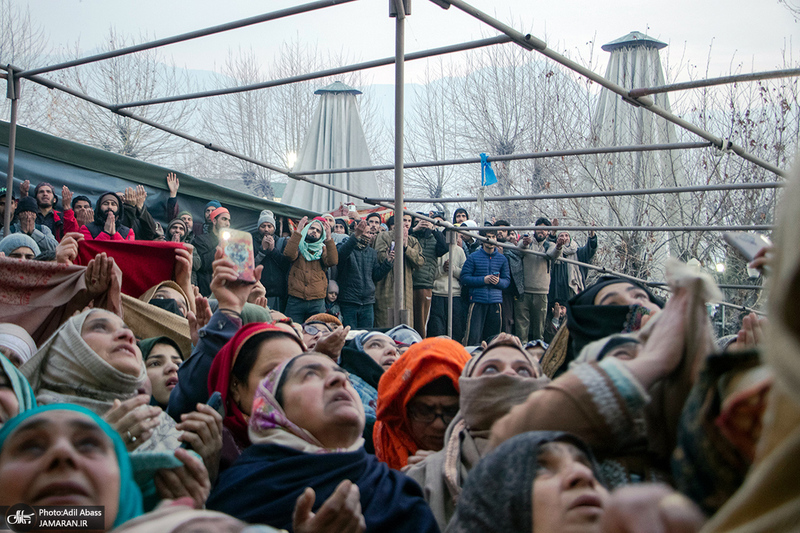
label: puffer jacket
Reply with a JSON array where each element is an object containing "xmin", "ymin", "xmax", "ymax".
[
  {"xmin": 460, "ymin": 247, "xmax": 510, "ymax": 304},
  {"xmin": 283, "ymin": 231, "xmax": 338, "ymax": 300}
]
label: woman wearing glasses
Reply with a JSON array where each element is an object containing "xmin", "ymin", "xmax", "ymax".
[{"xmin": 374, "ymin": 338, "xmax": 470, "ymax": 471}]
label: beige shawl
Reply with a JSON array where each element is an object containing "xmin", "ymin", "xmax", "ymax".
[
  {"xmin": 702, "ymin": 154, "xmax": 800, "ymax": 533},
  {"xmin": 121, "ymin": 281, "xmax": 192, "ymax": 358}
]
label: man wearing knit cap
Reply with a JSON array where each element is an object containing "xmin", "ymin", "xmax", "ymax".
[
  {"xmin": 252, "ymin": 209, "xmax": 290, "ymax": 312},
  {"xmin": 203, "ymin": 200, "xmax": 222, "ymax": 234},
  {"xmin": 0, "ymin": 196, "xmax": 58, "ymax": 253},
  {"xmin": 194, "ymin": 206, "xmax": 231, "ymax": 296},
  {"xmin": 78, "ymin": 192, "xmax": 135, "ymax": 241}
]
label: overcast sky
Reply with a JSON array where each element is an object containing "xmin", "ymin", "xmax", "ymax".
[{"xmin": 21, "ymin": 0, "xmax": 799, "ymax": 87}]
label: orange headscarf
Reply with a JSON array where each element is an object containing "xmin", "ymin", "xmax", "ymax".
[{"xmin": 374, "ymin": 338, "xmax": 470, "ymax": 470}]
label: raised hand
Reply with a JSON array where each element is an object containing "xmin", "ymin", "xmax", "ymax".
[{"xmin": 167, "ymin": 172, "xmax": 180, "ymax": 197}]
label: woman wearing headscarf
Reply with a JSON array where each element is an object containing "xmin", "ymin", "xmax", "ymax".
[
  {"xmin": 0, "ymin": 353, "xmax": 36, "ymax": 428},
  {"xmin": 374, "ymin": 338, "xmax": 470, "ymax": 471},
  {"xmin": 122, "ymin": 280, "xmax": 194, "ymax": 358},
  {"xmin": 491, "ymin": 260, "xmax": 720, "ymax": 489},
  {"xmin": 446, "ymin": 431, "xmax": 608, "ymax": 533},
  {"xmin": 0, "ymin": 404, "xmax": 144, "ymax": 530},
  {"xmin": 206, "ymin": 322, "xmax": 305, "ymax": 461},
  {"xmin": 0, "ymin": 323, "xmax": 38, "ymax": 367},
  {"xmin": 405, "ymin": 337, "xmax": 550, "ymax": 530},
  {"xmin": 541, "ymin": 274, "xmax": 663, "ymax": 378},
  {"xmin": 283, "ymin": 216, "xmax": 338, "ymax": 324},
  {"xmin": 340, "ymin": 331, "xmax": 399, "ymax": 453},
  {"xmin": 207, "ymin": 353, "xmax": 439, "ymax": 533},
  {"xmin": 140, "ymin": 336, "xmax": 184, "ymax": 410}
]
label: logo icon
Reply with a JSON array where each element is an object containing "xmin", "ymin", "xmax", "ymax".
[{"xmin": 4, "ymin": 504, "xmax": 37, "ymax": 532}]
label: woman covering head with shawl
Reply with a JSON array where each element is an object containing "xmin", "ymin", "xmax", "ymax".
[
  {"xmin": 406, "ymin": 338, "xmax": 551, "ymax": 530},
  {"xmin": 0, "ymin": 353, "xmax": 36, "ymax": 428},
  {"xmin": 206, "ymin": 353, "xmax": 439, "ymax": 533},
  {"xmin": 0, "ymin": 404, "xmax": 143, "ymax": 530},
  {"xmin": 298, "ymin": 217, "xmax": 326, "ymax": 262},
  {"xmin": 20, "ymin": 309, "xmax": 183, "ymax": 453},
  {"xmin": 207, "ymin": 323, "xmax": 305, "ymax": 450},
  {"xmin": 566, "ymin": 275, "xmax": 663, "ymax": 357},
  {"xmin": 446, "ymin": 431, "xmax": 608, "ymax": 533},
  {"xmin": 375, "ymin": 337, "xmax": 470, "ymax": 470}
]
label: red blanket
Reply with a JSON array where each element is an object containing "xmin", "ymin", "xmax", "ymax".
[{"xmin": 77, "ymin": 240, "xmax": 184, "ymax": 298}]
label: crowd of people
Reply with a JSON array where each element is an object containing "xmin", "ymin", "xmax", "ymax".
[{"xmin": 0, "ymin": 161, "xmax": 795, "ymax": 533}]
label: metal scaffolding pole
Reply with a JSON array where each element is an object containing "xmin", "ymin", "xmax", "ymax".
[
  {"xmin": 450, "ymin": 224, "xmax": 774, "ymax": 232},
  {"xmin": 435, "ymin": 0, "xmax": 788, "ymax": 179},
  {"xmin": 4, "ymin": 69, "xmax": 20, "ymax": 233},
  {"xmin": 629, "ymin": 67, "xmax": 800, "ymax": 98},
  {"xmin": 392, "ymin": 0, "xmax": 408, "ymax": 327},
  {"xmin": 292, "ymin": 141, "xmax": 713, "ymax": 175},
  {"xmin": 115, "ymin": 36, "xmax": 511, "ymax": 109},
  {"xmin": 17, "ymin": 0, "xmax": 358, "ymax": 78}
]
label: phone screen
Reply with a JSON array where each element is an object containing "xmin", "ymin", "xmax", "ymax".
[{"xmin": 221, "ymin": 228, "xmax": 257, "ymax": 283}]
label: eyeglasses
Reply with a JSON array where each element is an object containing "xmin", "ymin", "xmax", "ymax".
[
  {"xmin": 303, "ymin": 323, "xmax": 332, "ymax": 336},
  {"xmin": 407, "ymin": 404, "xmax": 459, "ymax": 425}
]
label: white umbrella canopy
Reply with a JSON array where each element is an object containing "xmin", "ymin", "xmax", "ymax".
[
  {"xmin": 283, "ymin": 81, "xmax": 380, "ymax": 213},
  {"xmin": 583, "ymin": 32, "xmax": 690, "ymax": 269}
]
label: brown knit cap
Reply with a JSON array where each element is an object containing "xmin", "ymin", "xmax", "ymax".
[{"xmin": 306, "ymin": 313, "xmax": 342, "ymax": 327}]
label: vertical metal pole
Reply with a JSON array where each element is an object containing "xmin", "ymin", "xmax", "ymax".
[
  {"xmin": 392, "ymin": 3, "xmax": 406, "ymax": 326},
  {"xmin": 4, "ymin": 69, "xmax": 20, "ymax": 234},
  {"xmin": 446, "ymin": 229, "xmax": 455, "ymax": 338}
]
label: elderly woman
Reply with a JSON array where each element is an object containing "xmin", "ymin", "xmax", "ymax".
[
  {"xmin": 0, "ymin": 353, "xmax": 36, "ymax": 429},
  {"xmin": 406, "ymin": 337, "xmax": 550, "ymax": 530},
  {"xmin": 0, "ymin": 404, "xmax": 143, "ymax": 530},
  {"xmin": 207, "ymin": 353, "xmax": 439, "ymax": 533},
  {"xmin": 20, "ymin": 309, "xmax": 218, "ymax": 493},
  {"xmin": 446, "ymin": 431, "xmax": 610, "ymax": 533},
  {"xmin": 374, "ymin": 338, "xmax": 470, "ymax": 471}
]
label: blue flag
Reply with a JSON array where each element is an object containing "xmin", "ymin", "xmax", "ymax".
[{"xmin": 480, "ymin": 153, "xmax": 497, "ymax": 186}]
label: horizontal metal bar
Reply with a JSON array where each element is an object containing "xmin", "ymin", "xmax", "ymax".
[
  {"xmin": 370, "ymin": 180, "xmax": 783, "ymax": 204},
  {"xmin": 629, "ymin": 68, "xmax": 800, "ymax": 98},
  {"xmin": 293, "ymin": 141, "xmax": 713, "ymax": 175},
  {"xmin": 445, "ymin": 0, "xmax": 788, "ymax": 179},
  {"xmin": 114, "ymin": 35, "xmax": 511, "ymax": 109},
  {"xmin": 448, "ymin": 225, "xmax": 774, "ymax": 232},
  {"xmin": 18, "ymin": 0, "xmax": 358, "ymax": 78}
]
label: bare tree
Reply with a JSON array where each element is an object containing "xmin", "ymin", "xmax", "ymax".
[
  {"xmin": 41, "ymin": 28, "xmax": 197, "ymax": 166},
  {"xmin": 0, "ymin": 0, "xmax": 50, "ymax": 127}
]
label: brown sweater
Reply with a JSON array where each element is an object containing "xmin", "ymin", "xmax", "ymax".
[{"xmin": 283, "ymin": 231, "xmax": 338, "ymax": 301}]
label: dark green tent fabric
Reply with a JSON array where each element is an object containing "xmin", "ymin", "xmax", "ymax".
[{"xmin": 0, "ymin": 121, "xmax": 316, "ymax": 232}]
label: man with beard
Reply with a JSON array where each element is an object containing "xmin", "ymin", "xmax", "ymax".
[
  {"xmin": 283, "ymin": 216, "xmax": 338, "ymax": 323},
  {"xmin": 253, "ymin": 209, "xmax": 291, "ymax": 313},
  {"xmin": 78, "ymin": 191, "xmax": 135, "ymax": 241},
  {"xmin": 194, "ymin": 206, "xmax": 231, "ymax": 297},
  {"xmin": 19, "ymin": 180, "xmax": 65, "ymax": 241},
  {"xmin": 514, "ymin": 217, "xmax": 566, "ymax": 343},
  {"xmin": 0, "ymin": 187, "xmax": 17, "ymax": 233},
  {"xmin": 410, "ymin": 214, "xmax": 448, "ymax": 338},
  {"xmin": 335, "ymin": 219, "xmax": 393, "ymax": 328},
  {"xmin": 494, "ymin": 219, "xmax": 523, "ymax": 334},
  {"xmin": 62, "ymin": 191, "xmax": 91, "ymax": 235}
]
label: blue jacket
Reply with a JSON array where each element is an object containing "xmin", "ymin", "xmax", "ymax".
[
  {"xmin": 167, "ymin": 310, "xmax": 240, "ymax": 421},
  {"xmin": 336, "ymin": 236, "xmax": 393, "ymax": 305},
  {"xmin": 461, "ymin": 247, "xmax": 510, "ymax": 304}
]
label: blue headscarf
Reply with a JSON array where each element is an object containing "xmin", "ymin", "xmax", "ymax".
[
  {"xmin": 0, "ymin": 353, "xmax": 36, "ymax": 417},
  {"xmin": 0, "ymin": 404, "xmax": 143, "ymax": 528}
]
